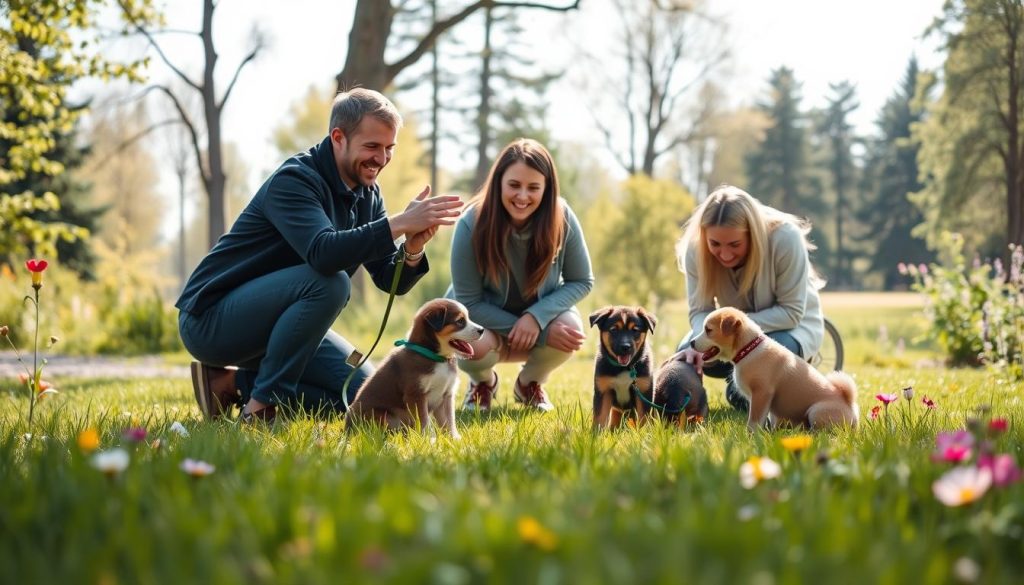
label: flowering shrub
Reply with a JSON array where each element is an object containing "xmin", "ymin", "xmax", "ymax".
[{"xmin": 901, "ymin": 232, "xmax": 1024, "ymax": 373}]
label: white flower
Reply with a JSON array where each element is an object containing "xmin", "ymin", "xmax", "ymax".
[
  {"xmin": 739, "ymin": 456, "xmax": 782, "ymax": 489},
  {"xmin": 179, "ymin": 458, "xmax": 216, "ymax": 477},
  {"xmin": 169, "ymin": 421, "xmax": 190, "ymax": 437},
  {"xmin": 933, "ymin": 466, "xmax": 992, "ymax": 507},
  {"xmin": 91, "ymin": 448, "xmax": 130, "ymax": 475}
]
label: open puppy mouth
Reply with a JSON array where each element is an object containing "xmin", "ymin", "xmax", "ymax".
[
  {"xmin": 613, "ymin": 352, "xmax": 634, "ymax": 366},
  {"xmin": 701, "ymin": 346, "xmax": 720, "ymax": 361},
  {"xmin": 448, "ymin": 339, "xmax": 474, "ymax": 359}
]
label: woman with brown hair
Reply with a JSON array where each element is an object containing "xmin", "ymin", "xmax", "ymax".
[{"xmin": 447, "ymin": 138, "xmax": 594, "ymax": 412}]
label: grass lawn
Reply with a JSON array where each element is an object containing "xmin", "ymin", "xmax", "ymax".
[{"xmin": 2, "ymin": 293, "xmax": 1022, "ymax": 584}]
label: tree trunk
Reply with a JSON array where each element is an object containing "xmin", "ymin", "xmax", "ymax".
[
  {"xmin": 473, "ymin": 8, "xmax": 494, "ymax": 189},
  {"xmin": 337, "ymin": 0, "xmax": 394, "ymax": 91},
  {"xmin": 201, "ymin": 0, "xmax": 226, "ymax": 247}
]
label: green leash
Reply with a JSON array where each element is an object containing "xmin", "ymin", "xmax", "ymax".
[
  {"xmin": 605, "ymin": 354, "xmax": 691, "ymax": 414},
  {"xmin": 341, "ymin": 246, "xmax": 407, "ymax": 411}
]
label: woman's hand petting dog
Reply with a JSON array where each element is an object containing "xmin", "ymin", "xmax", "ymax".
[
  {"xmin": 546, "ymin": 322, "xmax": 586, "ymax": 352},
  {"xmin": 508, "ymin": 313, "xmax": 541, "ymax": 352},
  {"xmin": 680, "ymin": 347, "xmax": 706, "ymax": 375}
]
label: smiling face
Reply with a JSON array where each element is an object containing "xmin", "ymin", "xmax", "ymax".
[
  {"xmin": 500, "ymin": 161, "xmax": 546, "ymax": 228},
  {"xmin": 705, "ymin": 225, "xmax": 750, "ymax": 269},
  {"xmin": 331, "ymin": 116, "xmax": 397, "ymax": 189}
]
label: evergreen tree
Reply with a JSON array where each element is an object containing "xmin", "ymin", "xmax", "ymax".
[
  {"xmin": 745, "ymin": 67, "xmax": 818, "ymax": 216},
  {"xmin": 857, "ymin": 58, "xmax": 935, "ymax": 289},
  {"xmin": 818, "ymin": 81, "xmax": 860, "ymax": 287},
  {"xmin": 745, "ymin": 67, "xmax": 831, "ymax": 270}
]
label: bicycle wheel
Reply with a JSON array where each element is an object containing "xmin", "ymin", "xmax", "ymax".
[{"xmin": 811, "ymin": 318, "xmax": 845, "ymax": 373}]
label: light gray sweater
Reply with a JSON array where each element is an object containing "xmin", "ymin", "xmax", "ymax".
[
  {"xmin": 446, "ymin": 200, "xmax": 594, "ymax": 339},
  {"xmin": 683, "ymin": 221, "xmax": 824, "ymax": 357}
]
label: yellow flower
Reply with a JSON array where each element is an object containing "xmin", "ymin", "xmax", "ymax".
[
  {"xmin": 780, "ymin": 435, "xmax": 813, "ymax": 454},
  {"xmin": 517, "ymin": 516, "xmax": 558, "ymax": 551},
  {"xmin": 77, "ymin": 428, "xmax": 100, "ymax": 452}
]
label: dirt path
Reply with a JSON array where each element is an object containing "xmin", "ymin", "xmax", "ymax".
[{"xmin": 0, "ymin": 352, "xmax": 189, "ymax": 380}]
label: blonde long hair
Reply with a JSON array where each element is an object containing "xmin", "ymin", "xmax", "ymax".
[{"xmin": 676, "ymin": 185, "xmax": 822, "ymax": 307}]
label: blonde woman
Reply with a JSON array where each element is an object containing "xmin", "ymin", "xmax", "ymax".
[{"xmin": 676, "ymin": 185, "xmax": 825, "ymax": 411}]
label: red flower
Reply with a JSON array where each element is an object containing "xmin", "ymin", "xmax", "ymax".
[
  {"xmin": 25, "ymin": 259, "xmax": 48, "ymax": 289},
  {"xmin": 869, "ymin": 406, "xmax": 881, "ymax": 420},
  {"xmin": 921, "ymin": 396, "xmax": 936, "ymax": 409},
  {"xmin": 988, "ymin": 418, "xmax": 1008, "ymax": 434},
  {"xmin": 25, "ymin": 259, "xmax": 48, "ymax": 272}
]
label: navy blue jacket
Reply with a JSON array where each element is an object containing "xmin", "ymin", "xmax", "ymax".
[{"xmin": 176, "ymin": 136, "xmax": 427, "ymax": 315}]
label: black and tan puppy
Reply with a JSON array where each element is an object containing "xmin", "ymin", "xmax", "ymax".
[
  {"xmin": 652, "ymin": 350, "xmax": 710, "ymax": 428},
  {"xmin": 347, "ymin": 299, "xmax": 484, "ymax": 438},
  {"xmin": 589, "ymin": 306, "xmax": 657, "ymax": 430}
]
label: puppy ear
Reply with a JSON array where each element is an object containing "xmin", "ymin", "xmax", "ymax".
[
  {"xmin": 636, "ymin": 307, "xmax": 658, "ymax": 332},
  {"xmin": 720, "ymin": 314, "xmax": 738, "ymax": 336},
  {"xmin": 589, "ymin": 307, "xmax": 613, "ymax": 328},
  {"xmin": 425, "ymin": 306, "xmax": 448, "ymax": 332}
]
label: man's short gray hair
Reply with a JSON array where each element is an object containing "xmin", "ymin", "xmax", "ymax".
[{"xmin": 329, "ymin": 88, "xmax": 403, "ymax": 138}]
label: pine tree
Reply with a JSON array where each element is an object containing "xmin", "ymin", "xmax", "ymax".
[{"xmin": 857, "ymin": 58, "xmax": 935, "ymax": 289}]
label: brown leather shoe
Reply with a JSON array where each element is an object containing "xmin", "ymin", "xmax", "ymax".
[
  {"xmin": 240, "ymin": 405, "xmax": 277, "ymax": 425},
  {"xmin": 190, "ymin": 361, "xmax": 241, "ymax": 421}
]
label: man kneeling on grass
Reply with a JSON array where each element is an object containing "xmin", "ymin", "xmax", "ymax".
[{"xmin": 176, "ymin": 88, "xmax": 462, "ymax": 424}]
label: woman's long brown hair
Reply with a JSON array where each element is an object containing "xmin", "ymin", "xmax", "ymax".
[{"xmin": 470, "ymin": 138, "xmax": 565, "ymax": 298}]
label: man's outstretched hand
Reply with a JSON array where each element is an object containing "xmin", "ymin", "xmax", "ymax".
[{"xmin": 389, "ymin": 186, "xmax": 463, "ymax": 246}]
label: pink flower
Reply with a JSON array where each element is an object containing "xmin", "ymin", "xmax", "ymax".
[
  {"xmin": 921, "ymin": 396, "xmax": 936, "ymax": 409},
  {"xmin": 978, "ymin": 454, "xmax": 1021, "ymax": 487},
  {"xmin": 988, "ymin": 418, "xmax": 1008, "ymax": 434},
  {"xmin": 897, "ymin": 262, "xmax": 908, "ymax": 275},
  {"xmin": 932, "ymin": 431, "xmax": 975, "ymax": 463},
  {"xmin": 918, "ymin": 263, "xmax": 928, "ymax": 275},
  {"xmin": 121, "ymin": 427, "xmax": 147, "ymax": 443},
  {"xmin": 875, "ymin": 393, "xmax": 898, "ymax": 405},
  {"xmin": 869, "ymin": 406, "xmax": 881, "ymax": 420}
]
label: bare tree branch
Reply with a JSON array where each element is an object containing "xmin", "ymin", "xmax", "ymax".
[
  {"xmin": 386, "ymin": 0, "xmax": 580, "ymax": 83},
  {"xmin": 86, "ymin": 119, "xmax": 183, "ymax": 171},
  {"xmin": 117, "ymin": 0, "xmax": 202, "ymax": 93}
]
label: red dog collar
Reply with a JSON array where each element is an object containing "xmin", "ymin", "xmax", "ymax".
[{"xmin": 733, "ymin": 335, "xmax": 765, "ymax": 364}]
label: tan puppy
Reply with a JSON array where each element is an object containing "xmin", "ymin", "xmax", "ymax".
[
  {"xmin": 691, "ymin": 307, "xmax": 858, "ymax": 432},
  {"xmin": 347, "ymin": 299, "xmax": 484, "ymax": 438}
]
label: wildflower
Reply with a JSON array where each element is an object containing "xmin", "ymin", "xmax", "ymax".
[
  {"xmin": 121, "ymin": 427, "xmax": 147, "ymax": 443},
  {"xmin": 169, "ymin": 421, "xmax": 190, "ymax": 437},
  {"xmin": 25, "ymin": 259, "xmax": 48, "ymax": 289},
  {"xmin": 875, "ymin": 393, "xmax": 898, "ymax": 405},
  {"xmin": 933, "ymin": 430, "xmax": 975, "ymax": 463},
  {"xmin": 988, "ymin": 418, "xmax": 1008, "ymax": 435},
  {"xmin": 0, "ymin": 325, "xmax": 8, "ymax": 337},
  {"xmin": 77, "ymin": 428, "xmax": 100, "ymax": 452},
  {"xmin": 869, "ymin": 406, "xmax": 881, "ymax": 420},
  {"xmin": 48, "ymin": 336, "xmax": 59, "ymax": 347},
  {"xmin": 180, "ymin": 458, "xmax": 216, "ymax": 477},
  {"xmin": 918, "ymin": 263, "xmax": 928, "ymax": 275},
  {"xmin": 897, "ymin": 262, "xmax": 907, "ymax": 275},
  {"xmin": 91, "ymin": 448, "xmax": 130, "ymax": 476},
  {"xmin": 932, "ymin": 466, "xmax": 991, "ymax": 507},
  {"xmin": 780, "ymin": 435, "xmax": 812, "ymax": 454},
  {"xmin": 150, "ymin": 438, "xmax": 163, "ymax": 451},
  {"xmin": 902, "ymin": 386, "xmax": 914, "ymax": 401},
  {"xmin": 739, "ymin": 456, "xmax": 782, "ymax": 489},
  {"xmin": 977, "ymin": 454, "xmax": 1021, "ymax": 487},
  {"xmin": 517, "ymin": 516, "xmax": 558, "ymax": 551},
  {"xmin": 921, "ymin": 396, "xmax": 936, "ymax": 409},
  {"xmin": 35, "ymin": 384, "xmax": 58, "ymax": 403},
  {"xmin": 953, "ymin": 557, "xmax": 981, "ymax": 583}
]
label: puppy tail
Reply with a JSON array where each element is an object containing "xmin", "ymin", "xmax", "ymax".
[{"xmin": 826, "ymin": 371, "xmax": 857, "ymax": 407}]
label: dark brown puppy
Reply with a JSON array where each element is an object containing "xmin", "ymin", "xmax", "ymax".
[
  {"xmin": 589, "ymin": 305, "xmax": 657, "ymax": 430},
  {"xmin": 347, "ymin": 299, "xmax": 483, "ymax": 438},
  {"xmin": 652, "ymin": 350, "xmax": 709, "ymax": 428}
]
